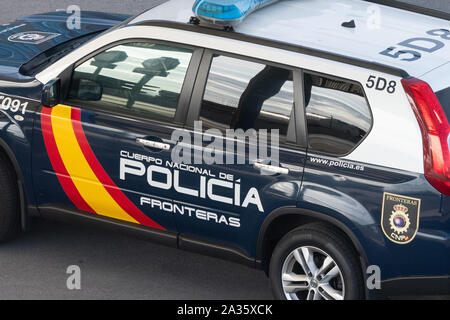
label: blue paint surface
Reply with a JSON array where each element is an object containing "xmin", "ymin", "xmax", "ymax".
[{"xmin": 0, "ymin": 11, "xmax": 130, "ymax": 80}]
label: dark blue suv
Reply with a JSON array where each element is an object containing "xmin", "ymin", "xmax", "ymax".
[{"xmin": 0, "ymin": 0, "xmax": 448, "ymax": 300}]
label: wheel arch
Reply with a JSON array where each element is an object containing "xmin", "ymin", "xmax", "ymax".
[
  {"xmin": 0, "ymin": 137, "xmax": 32, "ymax": 230},
  {"xmin": 256, "ymin": 207, "xmax": 369, "ymax": 279},
  {"xmin": 0, "ymin": 138, "xmax": 25, "ymax": 182}
]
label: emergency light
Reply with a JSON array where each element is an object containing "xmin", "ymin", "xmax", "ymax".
[{"xmin": 192, "ymin": 0, "xmax": 279, "ymax": 26}]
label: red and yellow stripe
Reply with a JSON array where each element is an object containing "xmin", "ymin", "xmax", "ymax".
[{"xmin": 41, "ymin": 104, "xmax": 164, "ymax": 230}]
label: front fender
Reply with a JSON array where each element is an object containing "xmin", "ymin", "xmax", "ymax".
[{"xmin": 0, "ymin": 81, "xmax": 43, "ymax": 209}]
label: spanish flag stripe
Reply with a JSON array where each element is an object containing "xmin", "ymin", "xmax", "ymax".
[
  {"xmin": 50, "ymin": 105, "xmax": 139, "ymax": 224},
  {"xmin": 70, "ymin": 107, "xmax": 164, "ymax": 230},
  {"xmin": 40, "ymin": 107, "xmax": 95, "ymax": 213}
]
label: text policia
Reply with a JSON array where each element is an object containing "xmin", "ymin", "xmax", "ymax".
[{"xmin": 120, "ymin": 150, "xmax": 265, "ymax": 228}]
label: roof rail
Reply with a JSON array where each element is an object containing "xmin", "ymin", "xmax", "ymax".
[
  {"xmin": 363, "ymin": 0, "xmax": 450, "ymax": 21},
  {"xmin": 133, "ymin": 20, "xmax": 410, "ymax": 78}
]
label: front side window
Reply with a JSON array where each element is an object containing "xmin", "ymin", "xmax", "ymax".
[
  {"xmin": 68, "ymin": 42, "xmax": 193, "ymax": 122},
  {"xmin": 304, "ymin": 74, "xmax": 372, "ymax": 155},
  {"xmin": 199, "ymin": 55, "xmax": 295, "ymax": 142}
]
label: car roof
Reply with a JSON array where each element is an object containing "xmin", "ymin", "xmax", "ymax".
[{"xmin": 129, "ymin": 0, "xmax": 450, "ymax": 78}]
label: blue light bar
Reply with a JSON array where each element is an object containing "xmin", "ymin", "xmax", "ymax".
[{"xmin": 192, "ymin": 0, "xmax": 279, "ymax": 26}]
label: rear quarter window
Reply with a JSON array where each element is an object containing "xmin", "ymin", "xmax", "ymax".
[
  {"xmin": 436, "ymin": 87, "xmax": 450, "ymax": 123},
  {"xmin": 304, "ymin": 73, "xmax": 372, "ymax": 156}
]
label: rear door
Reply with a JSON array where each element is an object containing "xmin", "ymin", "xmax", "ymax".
[
  {"xmin": 178, "ymin": 50, "xmax": 308, "ymax": 257},
  {"xmin": 33, "ymin": 40, "xmax": 202, "ymax": 234}
]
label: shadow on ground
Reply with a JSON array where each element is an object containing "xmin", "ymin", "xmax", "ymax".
[{"xmin": 0, "ymin": 218, "xmax": 272, "ymax": 300}]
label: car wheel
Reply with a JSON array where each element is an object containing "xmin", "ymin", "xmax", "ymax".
[
  {"xmin": 269, "ymin": 223, "xmax": 364, "ymax": 300},
  {"xmin": 0, "ymin": 153, "xmax": 18, "ymax": 242}
]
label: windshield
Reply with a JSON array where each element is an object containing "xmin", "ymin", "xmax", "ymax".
[{"xmin": 19, "ymin": 32, "xmax": 101, "ymax": 77}]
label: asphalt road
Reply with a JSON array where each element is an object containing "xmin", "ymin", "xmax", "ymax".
[
  {"xmin": 0, "ymin": 219, "xmax": 272, "ymax": 300},
  {"xmin": 0, "ymin": 0, "xmax": 448, "ymax": 300},
  {"xmin": 0, "ymin": 0, "xmax": 448, "ymax": 23}
]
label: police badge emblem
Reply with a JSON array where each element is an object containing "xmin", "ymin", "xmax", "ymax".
[
  {"xmin": 381, "ymin": 192, "xmax": 421, "ymax": 244},
  {"xmin": 8, "ymin": 31, "xmax": 60, "ymax": 44}
]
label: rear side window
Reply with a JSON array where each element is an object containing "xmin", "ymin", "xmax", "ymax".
[
  {"xmin": 304, "ymin": 73, "xmax": 372, "ymax": 155},
  {"xmin": 436, "ymin": 87, "xmax": 450, "ymax": 123},
  {"xmin": 199, "ymin": 55, "xmax": 295, "ymax": 143}
]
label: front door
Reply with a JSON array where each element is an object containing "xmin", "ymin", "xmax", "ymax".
[{"xmin": 33, "ymin": 40, "xmax": 202, "ymax": 234}]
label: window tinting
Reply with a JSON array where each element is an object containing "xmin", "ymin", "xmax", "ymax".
[
  {"xmin": 305, "ymin": 74, "xmax": 371, "ymax": 155},
  {"xmin": 200, "ymin": 55, "xmax": 294, "ymax": 141},
  {"xmin": 68, "ymin": 42, "xmax": 193, "ymax": 122}
]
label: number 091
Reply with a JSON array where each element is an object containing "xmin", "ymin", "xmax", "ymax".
[{"xmin": 0, "ymin": 96, "xmax": 28, "ymax": 114}]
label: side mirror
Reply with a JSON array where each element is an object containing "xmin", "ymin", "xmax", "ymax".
[
  {"xmin": 41, "ymin": 79, "xmax": 61, "ymax": 108},
  {"xmin": 75, "ymin": 79, "xmax": 103, "ymax": 101}
]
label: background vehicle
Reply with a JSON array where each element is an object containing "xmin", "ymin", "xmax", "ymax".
[{"xmin": 0, "ymin": 0, "xmax": 448, "ymax": 299}]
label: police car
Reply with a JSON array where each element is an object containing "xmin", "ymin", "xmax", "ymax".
[{"xmin": 0, "ymin": 0, "xmax": 448, "ymax": 300}]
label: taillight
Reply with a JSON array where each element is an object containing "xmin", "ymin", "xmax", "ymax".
[{"xmin": 402, "ymin": 78, "xmax": 450, "ymax": 196}]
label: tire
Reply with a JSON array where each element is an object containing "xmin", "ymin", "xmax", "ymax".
[
  {"xmin": 269, "ymin": 223, "xmax": 364, "ymax": 300},
  {"xmin": 0, "ymin": 153, "xmax": 18, "ymax": 242}
]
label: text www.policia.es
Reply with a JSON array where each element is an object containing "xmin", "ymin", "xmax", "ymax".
[{"xmin": 309, "ymin": 156, "xmax": 365, "ymax": 171}]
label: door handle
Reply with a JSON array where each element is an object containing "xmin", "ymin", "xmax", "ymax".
[
  {"xmin": 253, "ymin": 161, "xmax": 289, "ymax": 175},
  {"xmin": 136, "ymin": 138, "xmax": 171, "ymax": 151}
]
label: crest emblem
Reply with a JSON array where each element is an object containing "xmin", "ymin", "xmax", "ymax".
[
  {"xmin": 8, "ymin": 31, "xmax": 60, "ymax": 44},
  {"xmin": 381, "ymin": 193, "xmax": 421, "ymax": 244}
]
